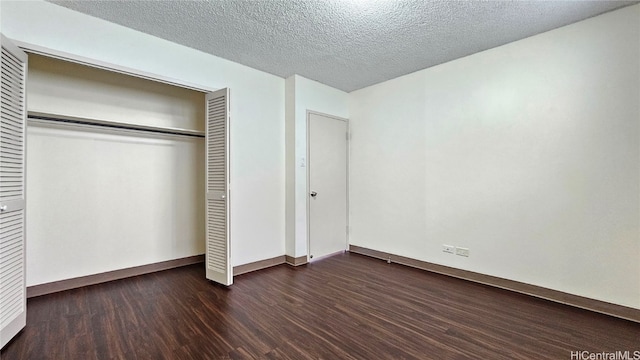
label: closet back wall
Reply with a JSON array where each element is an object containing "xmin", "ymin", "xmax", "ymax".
[
  {"xmin": 28, "ymin": 55, "xmax": 204, "ymax": 130},
  {"xmin": 26, "ymin": 55, "xmax": 206, "ymax": 287}
]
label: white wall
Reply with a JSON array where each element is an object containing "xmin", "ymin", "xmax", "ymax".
[
  {"xmin": 26, "ymin": 125, "xmax": 205, "ymax": 286},
  {"xmin": 2, "ymin": 0, "xmax": 285, "ymax": 282},
  {"xmin": 285, "ymin": 75, "xmax": 348, "ymax": 258},
  {"xmin": 349, "ymin": 5, "xmax": 640, "ymax": 309}
]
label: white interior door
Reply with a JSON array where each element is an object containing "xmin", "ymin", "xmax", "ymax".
[
  {"xmin": 205, "ymin": 88, "xmax": 232, "ymax": 286},
  {"xmin": 0, "ymin": 35, "xmax": 28, "ymax": 349},
  {"xmin": 308, "ymin": 112, "xmax": 348, "ymax": 261}
]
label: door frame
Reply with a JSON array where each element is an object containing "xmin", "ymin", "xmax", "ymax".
[{"xmin": 305, "ymin": 110, "xmax": 350, "ymax": 262}]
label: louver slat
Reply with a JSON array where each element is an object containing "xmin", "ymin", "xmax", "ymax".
[{"xmin": 205, "ymin": 89, "xmax": 232, "ymax": 286}]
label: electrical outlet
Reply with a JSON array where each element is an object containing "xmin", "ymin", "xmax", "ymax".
[
  {"xmin": 443, "ymin": 244, "xmax": 455, "ymax": 254},
  {"xmin": 455, "ymin": 247, "xmax": 470, "ymax": 257}
]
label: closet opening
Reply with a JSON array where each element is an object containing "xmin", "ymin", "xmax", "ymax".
[{"xmin": 24, "ymin": 53, "xmax": 213, "ymax": 294}]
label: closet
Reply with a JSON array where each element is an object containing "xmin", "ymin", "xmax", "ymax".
[
  {"xmin": 26, "ymin": 54, "xmax": 209, "ymax": 288},
  {"xmin": 1, "ymin": 39, "xmax": 232, "ymax": 347}
]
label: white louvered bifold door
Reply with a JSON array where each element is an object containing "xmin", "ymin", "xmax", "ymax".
[
  {"xmin": 0, "ymin": 35, "xmax": 28, "ymax": 349},
  {"xmin": 205, "ymin": 88, "xmax": 232, "ymax": 286}
]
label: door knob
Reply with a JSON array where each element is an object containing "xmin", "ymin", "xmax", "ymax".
[
  {"xmin": 310, "ymin": 191, "xmax": 317, "ymax": 198},
  {"xmin": 0, "ymin": 205, "xmax": 7, "ymax": 212}
]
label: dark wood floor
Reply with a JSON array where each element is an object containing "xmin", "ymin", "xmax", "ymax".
[{"xmin": 2, "ymin": 253, "xmax": 639, "ymax": 359}]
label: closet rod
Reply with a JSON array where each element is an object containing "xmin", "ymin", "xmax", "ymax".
[{"xmin": 27, "ymin": 112, "xmax": 205, "ymax": 138}]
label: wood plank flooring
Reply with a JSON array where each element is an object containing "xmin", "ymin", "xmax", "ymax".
[{"xmin": 2, "ymin": 252, "xmax": 639, "ymax": 359}]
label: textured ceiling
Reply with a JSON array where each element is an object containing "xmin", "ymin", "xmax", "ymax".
[{"xmin": 48, "ymin": 0, "xmax": 638, "ymax": 92}]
